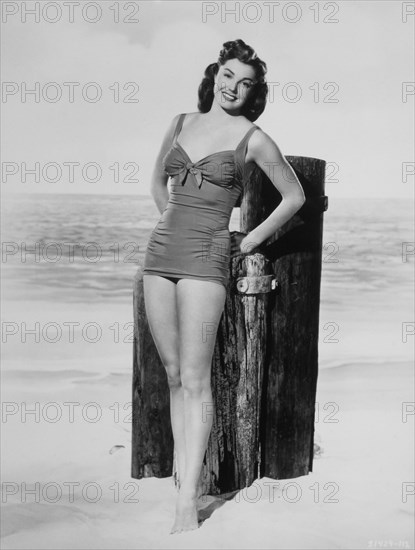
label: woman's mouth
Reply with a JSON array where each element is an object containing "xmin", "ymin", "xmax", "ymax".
[{"xmin": 222, "ymin": 91, "xmax": 237, "ymax": 102}]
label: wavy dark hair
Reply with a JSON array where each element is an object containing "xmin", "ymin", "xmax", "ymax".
[{"xmin": 197, "ymin": 39, "xmax": 268, "ymax": 122}]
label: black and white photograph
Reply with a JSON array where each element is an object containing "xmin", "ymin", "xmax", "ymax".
[{"xmin": 1, "ymin": 0, "xmax": 414, "ymax": 548}]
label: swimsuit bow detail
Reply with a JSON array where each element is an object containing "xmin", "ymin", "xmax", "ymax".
[
  {"xmin": 162, "ymin": 142, "xmax": 239, "ymax": 191},
  {"xmin": 169, "ymin": 157, "xmax": 236, "ymax": 190},
  {"xmin": 182, "ymin": 161, "xmax": 204, "ymax": 189}
]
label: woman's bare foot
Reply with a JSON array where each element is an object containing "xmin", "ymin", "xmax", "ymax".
[{"xmin": 170, "ymin": 488, "xmax": 200, "ymax": 534}]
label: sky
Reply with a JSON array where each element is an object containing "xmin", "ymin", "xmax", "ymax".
[{"xmin": 1, "ymin": 0, "xmax": 414, "ymax": 198}]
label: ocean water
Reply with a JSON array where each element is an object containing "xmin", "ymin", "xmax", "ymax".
[
  {"xmin": 1, "ymin": 193, "xmax": 413, "ymax": 369},
  {"xmin": 1, "ymin": 193, "xmax": 413, "ymax": 307}
]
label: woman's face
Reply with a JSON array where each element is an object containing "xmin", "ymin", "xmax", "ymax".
[{"xmin": 213, "ymin": 58, "xmax": 257, "ymax": 113}]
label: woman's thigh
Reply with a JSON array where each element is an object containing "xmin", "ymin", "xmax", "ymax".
[
  {"xmin": 176, "ymin": 279, "xmax": 227, "ymax": 384},
  {"xmin": 142, "ymin": 275, "xmax": 180, "ymax": 375}
]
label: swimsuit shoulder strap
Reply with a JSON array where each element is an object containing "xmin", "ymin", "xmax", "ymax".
[
  {"xmin": 235, "ymin": 124, "xmax": 261, "ymax": 181},
  {"xmin": 235, "ymin": 124, "xmax": 260, "ymax": 152},
  {"xmin": 172, "ymin": 113, "xmax": 186, "ymax": 142}
]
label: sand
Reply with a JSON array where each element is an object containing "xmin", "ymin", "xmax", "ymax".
[{"xmin": 1, "ymin": 298, "xmax": 414, "ymax": 549}]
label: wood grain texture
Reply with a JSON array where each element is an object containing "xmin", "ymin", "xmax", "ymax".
[{"xmin": 241, "ymin": 156, "xmax": 326, "ymax": 479}]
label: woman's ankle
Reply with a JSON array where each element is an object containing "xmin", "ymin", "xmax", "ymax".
[{"xmin": 178, "ymin": 483, "xmax": 198, "ymax": 498}]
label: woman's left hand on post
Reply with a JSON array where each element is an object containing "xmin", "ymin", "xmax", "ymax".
[{"xmin": 230, "ymin": 231, "xmax": 263, "ymax": 258}]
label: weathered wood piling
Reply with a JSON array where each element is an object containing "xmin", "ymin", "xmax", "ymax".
[{"xmin": 131, "ymin": 155, "xmax": 327, "ymax": 494}]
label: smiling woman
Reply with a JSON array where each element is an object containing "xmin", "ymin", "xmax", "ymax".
[
  {"xmin": 198, "ymin": 41, "xmax": 268, "ymax": 120},
  {"xmin": 141, "ymin": 38, "xmax": 305, "ymax": 535}
]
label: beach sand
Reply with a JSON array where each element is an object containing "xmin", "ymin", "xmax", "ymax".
[{"xmin": 1, "ymin": 298, "xmax": 414, "ymax": 549}]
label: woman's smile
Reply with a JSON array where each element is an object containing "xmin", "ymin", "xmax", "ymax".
[{"xmin": 222, "ymin": 90, "xmax": 237, "ymax": 101}]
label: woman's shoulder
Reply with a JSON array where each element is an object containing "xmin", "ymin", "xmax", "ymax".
[
  {"xmin": 245, "ymin": 125, "xmax": 285, "ymax": 165},
  {"xmin": 169, "ymin": 111, "xmax": 198, "ymax": 128},
  {"xmin": 234, "ymin": 115, "xmax": 262, "ymax": 137},
  {"xmin": 248, "ymin": 126, "xmax": 277, "ymax": 150},
  {"xmin": 180, "ymin": 111, "xmax": 199, "ymax": 120}
]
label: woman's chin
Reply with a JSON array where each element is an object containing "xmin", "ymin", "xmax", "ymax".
[{"xmin": 214, "ymin": 98, "xmax": 243, "ymax": 114}]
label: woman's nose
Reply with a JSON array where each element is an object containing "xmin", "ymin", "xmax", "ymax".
[{"xmin": 224, "ymin": 79, "xmax": 236, "ymax": 92}]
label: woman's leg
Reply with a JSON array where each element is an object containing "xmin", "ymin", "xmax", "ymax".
[
  {"xmin": 171, "ymin": 278, "xmax": 227, "ymax": 533},
  {"xmin": 142, "ymin": 275, "xmax": 186, "ymax": 486}
]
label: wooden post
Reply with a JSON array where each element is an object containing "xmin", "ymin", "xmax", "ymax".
[
  {"xmin": 131, "ymin": 156, "xmax": 327, "ymax": 491},
  {"xmin": 240, "ymin": 156, "xmax": 327, "ymax": 479},
  {"xmin": 131, "ymin": 270, "xmax": 173, "ymax": 479}
]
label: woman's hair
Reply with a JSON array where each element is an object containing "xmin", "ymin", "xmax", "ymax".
[{"xmin": 197, "ymin": 39, "xmax": 268, "ymax": 121}]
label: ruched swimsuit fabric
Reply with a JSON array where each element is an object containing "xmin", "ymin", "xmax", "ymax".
[{"xmin": 142, "ymin": 113, "xmax": 260, "ymax": 290}]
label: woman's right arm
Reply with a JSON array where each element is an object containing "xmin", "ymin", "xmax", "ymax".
[{"xmin": 150, "ymin": 114, "xmax": 181, "ymax": 214}]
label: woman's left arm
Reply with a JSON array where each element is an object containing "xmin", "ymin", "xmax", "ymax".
[{"xmin": 240, "ymin": 129, "xmax": 306, "ymax": 254}]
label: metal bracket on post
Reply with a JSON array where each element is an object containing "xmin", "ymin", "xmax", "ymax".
[{"xmin": 235, "ymin": 274, "xmax": 278, "ymax": 295}]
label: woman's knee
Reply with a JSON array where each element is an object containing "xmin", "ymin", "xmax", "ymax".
[{"xmin": 180, "ymin": 371, "xmax": 211, "ymax": 395}]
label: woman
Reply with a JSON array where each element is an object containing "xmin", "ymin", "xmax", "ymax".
[{"xmin": 142, "ymin": 39, "xmax": 305, "ymax": 534}]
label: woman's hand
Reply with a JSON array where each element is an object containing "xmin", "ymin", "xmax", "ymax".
[{"xmin": 230, "ymin": 231, "xmax": 263, "ymax": 258}]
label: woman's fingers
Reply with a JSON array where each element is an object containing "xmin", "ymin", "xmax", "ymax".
[
  {"xmin": 230, "ymin": 231, "xmax": 265, "ymax": 258},
  {"xmin": 230, "ymin": 231, "xmax": 248, "ymax": 258}
]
